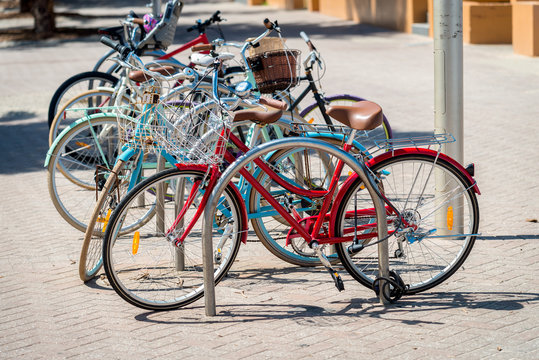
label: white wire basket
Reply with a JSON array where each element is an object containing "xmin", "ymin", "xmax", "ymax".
[{"xmin": 114, "ymin": 85, "xmax": 233, "ymax": 166}]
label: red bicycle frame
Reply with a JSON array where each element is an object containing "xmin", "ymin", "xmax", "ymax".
[
  {"xmin": 157, "ymin": 32, "xmax": 210, "ymax": 60},
  {"xmin": 166, "ymin": 129, "xmax": 381, "ymax": 250}
]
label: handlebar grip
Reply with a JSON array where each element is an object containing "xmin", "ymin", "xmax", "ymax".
[
  {"xmin": 100, "ymin": 36, "xmax": 130, "ymax": 58},
  {"xmin": 211, "ymin": 10, "xmax": 221, "ymax": 22},
  {"xmin": 191, "ymin": 44, "xmax": 214, "ymax": 52},
  {"xmin": 259, "ymin": 97, "xmax": 288, "ymax": 110},
  {"xmin": 300, "ymin": 31, "xmax": 315, "ymax": 51},
  {"xmin": 132, "ymin": 18, "xmax": 145, "ymax": 25},
  {"xmin": 263, "ymin": 18, "xmax": 274, "ymax": 30}
]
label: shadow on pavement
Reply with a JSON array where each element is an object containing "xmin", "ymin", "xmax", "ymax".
[
  {"xmin": 133, "ymin": 290, "xmax": 539, "ymax": 325},
  {"xmin": 0, "ymin": 116, "xmax": 49, "ymax": 174},
  {"xmin": 478, "ymin": 235, "xmax": 539, "ymax": 240},
  {"xmin": 0, "ymin": 110, "xmax": 36, "ymax": 122}
]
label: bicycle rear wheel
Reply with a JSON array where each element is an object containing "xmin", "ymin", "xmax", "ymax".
[
  {"xmin": 334, "ymin": 152, "xmax": 479, "ymax": 294},
  {"xmin": 103, "ymin": 167, "xmax": 244, "ymax": 310}
]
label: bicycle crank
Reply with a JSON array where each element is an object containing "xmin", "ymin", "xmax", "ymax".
[{"xmin": 311, "ymin": 241, "xmax": 344, "ymax": 292}]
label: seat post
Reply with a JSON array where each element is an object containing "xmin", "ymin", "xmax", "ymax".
[{"xmin": 346, "ymin": 129, "xmax": 357, "ymax": 147}]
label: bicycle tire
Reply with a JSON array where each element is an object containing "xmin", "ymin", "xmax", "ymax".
[
  {"xmin": 79, "ymin": 155, "xmax": 159, "ymax": 282},
  {"xmin": 49, "ymin": 87, "xmax": 123, "ymax": 145},
  {"xmin": 334, "ymin": 152, "xmax": 479, "ymax": 294},
  {"xmin": 47, "ymin": 116, "xmax": 122, "ymax": 231},
  {"xmin": 48, "ymin": 71, "xmax": 118, "ymax": 128},
  {"xmin": 79, "ymin": 159, "xmax": 125, "ymax": 281},
  {"xmin": 103, "ymin": 167, "xmax": 244, "ymax": 310}
]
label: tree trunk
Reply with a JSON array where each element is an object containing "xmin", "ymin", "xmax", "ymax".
[
  {"xmin": 31, "ymin": 0, "xmax": 55, "ymax": 38},
  {"xmin": 20, "ymin": 0, "xmax": 32, "ymax": 13}
]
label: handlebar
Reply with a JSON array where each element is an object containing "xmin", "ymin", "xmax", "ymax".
[
  {"xmin": 187, "ymin": 10, "xmax": 224, "ymax": 33},
  {"xmin": 263, "ymin": 18, "xmax": 280, "ymax": 33},
  {"xmin": 100, "ymin": 36, "xmax": 131, "ymax": 58},
  {"xmin": 132, "ymin": 18, "xmax": 145, "ymax": 26},
  {"xmin": 298, "ymin": 31, "xmax": 321, "ymax": 71},
  {"xmin": 263, "ymin": 18, "xmax": 273, "ymax": 29},
  {"xmin": 211, "ymin": 10, "xmax": 223, "ymax": 23},
  {"xmin": 191, "ymin": 43, "xmax": 215, "ymax": 52},
  {"xmin": 258, "ymin": 97, "xmax": 287, "ymax": 110}
]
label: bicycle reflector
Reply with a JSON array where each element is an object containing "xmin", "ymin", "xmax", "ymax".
[
  {"xmin": 447, "ymin": 206, "xmax": 454, "ymax": 231},
  {"xmin": 132, "ymin": 231, "xmax": 140, "ymax": 255},
  {"xmin": 97, "ymin": 209, "xmax": 112, "ymax": 233}
]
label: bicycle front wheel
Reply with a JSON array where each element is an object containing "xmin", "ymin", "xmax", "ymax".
[
  {"xmin": 47, "ymin": 116, "xmax": 122, "ymax": 231},
  {"xmin": 48, "ymin": 71, "xmax": 118, "ymax": 128},
  {"xmin": 49, "ymin": 88, "xmax": 122, "ymax": 145},
  {"xmin": 103, "ymin": 167, "xmax": 244, "ymax": 310},
  {"xmin": 334, "ymin": 152, "xmax": 479, "ymax": 294}
]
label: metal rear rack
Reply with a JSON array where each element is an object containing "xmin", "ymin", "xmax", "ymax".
[
  {"xmin": 374, "ymin": 133, "xmax": 455, "ymax": 151},
  {"xmin": 289, "ymin": 122, "xmax": 455, "ymax": 153}
]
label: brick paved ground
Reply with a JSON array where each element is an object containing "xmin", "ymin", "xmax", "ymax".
[{"xmin": 0, "ymin": 1, "xmax": 538, "ymax": 359}]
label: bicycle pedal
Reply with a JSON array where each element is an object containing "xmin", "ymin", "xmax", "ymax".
[
  {"xmin": 329, "ymin": 270, "xmax": 345, "ymax": 292},
  {"xmin": 311, "ymin": 241, "xmax": 344, "ymax": 291}
]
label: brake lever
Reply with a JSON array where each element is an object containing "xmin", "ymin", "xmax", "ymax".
[
  {"xmin": 316, "ymin": 55, "xmax": 323, "ymax": 70},
  {"xmin": 274, "ymin": 20, "xmax": 281, "ymax": 33}
]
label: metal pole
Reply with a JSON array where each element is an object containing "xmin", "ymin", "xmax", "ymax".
[
  {"xmin": 377, "ymin": 195, "xmax": 390, "ymax": 305},
  {"xmin": 433, "ymin": 1, "xmax": 464, "ymax": 234},
  {"xmin": 155, "ymin": 154, "xmax": 166, "ymax": 234},
  {"xmin": 433, "ymin": 0, "xmax": 463, "ymax": 162},
  {"xmin": 151, "ymin": 0, "xmax": 162, "ymax": 18}
]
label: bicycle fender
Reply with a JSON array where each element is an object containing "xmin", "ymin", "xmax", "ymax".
[
  {"xmin": 365, "ymin": 148, "xmax": 480, "ymax": 195},
  {"xmin": 174, "ymin": 164, "xmax": 249, "ymax": 244},
  {"xmin": 44, "ymin": 112, "xmax": 118, "ymax": 167}
]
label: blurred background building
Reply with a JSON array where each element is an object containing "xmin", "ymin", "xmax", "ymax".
[{"xmin": 237, "ymin": 0, "xmax": 539, "ymax": 56}]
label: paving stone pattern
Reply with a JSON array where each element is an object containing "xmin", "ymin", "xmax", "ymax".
[{"xmin": 0, "ymin": 1, "xmax": 538, "ymax": 359}]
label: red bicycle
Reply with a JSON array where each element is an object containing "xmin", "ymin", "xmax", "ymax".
[{"xmin": 99, "ymin": 92, "xmax": 479, "ymax": 309}]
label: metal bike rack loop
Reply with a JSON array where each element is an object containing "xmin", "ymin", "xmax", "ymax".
[{"xmin": 201, "ymin": 138, "xmax": 389, "ymax": 316}]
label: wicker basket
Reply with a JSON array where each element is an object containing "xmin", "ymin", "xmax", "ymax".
[
  {"xmin": 247, "ymin": 37, "xmax": 287, "ymax": 57},
  {"xmin": 246, "ymin": 49, "xmax": 300, "ymax": 94}
]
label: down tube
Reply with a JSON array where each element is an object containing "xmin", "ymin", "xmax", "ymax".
[{"xmin": 201, "ymin": 138, "xmax": 389, "ymax": 316}]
